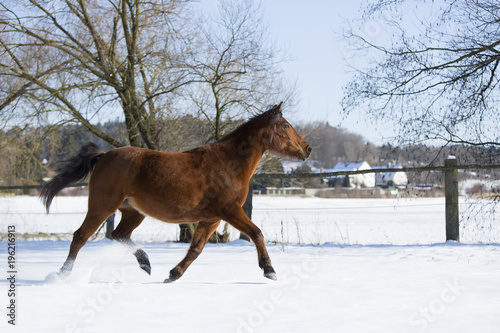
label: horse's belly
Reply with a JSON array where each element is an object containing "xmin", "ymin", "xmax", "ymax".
[{"xmin": 127, "ymin": 196, "xmax": 219, "ymax": 224}]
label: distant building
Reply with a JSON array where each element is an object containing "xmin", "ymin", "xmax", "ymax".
[
  {"xmin": 325, "ymin": 161, "xmax": 375, "ymax": 188},
  {"xmin": 281, "ymin": 160, "xmax": 321, "ymax": 174},
  {"xmin": 372, "ymin": 165, "xmax": 408, "ymax": 188},
  {"xmin": 265, "ymin": 187, "xmax": 305, "ymax": 195}
]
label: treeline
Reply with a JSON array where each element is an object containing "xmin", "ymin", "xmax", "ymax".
[
  {"xmin": 304, "ymin": 122, "xmax": 500, "ymax": 169},
  {"xmin": 0, "ymin": 116, "xmax": 244, "ymax": 187},
  {"xmin": 303, "ymin": 122, "xmax": 500, "ymax": 185},
  {"xmin": 1, "ymin": 118, "xmax": 499, "ymax": 187}
]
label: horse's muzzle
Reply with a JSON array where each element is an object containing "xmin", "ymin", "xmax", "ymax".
[{"xmin": 299, "ymin": 145, "xmax": 312, "ymax": 161}]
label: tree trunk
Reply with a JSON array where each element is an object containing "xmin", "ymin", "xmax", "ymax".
[
  {"xmin": 179, "ymin": 223, "xmax": 197, "ymax": 243},
  {"xmin": 178, "ymin": 222, "xmax": 231, "ymax": 243}
]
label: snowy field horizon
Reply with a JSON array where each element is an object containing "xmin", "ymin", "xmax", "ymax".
[
  {"xmin": 1, "ymin": 195, "xmax": 500, "ymax": 245},
  {"xmin": 1, "ymin": 195, "xmax": 499, "ymax": 332}
]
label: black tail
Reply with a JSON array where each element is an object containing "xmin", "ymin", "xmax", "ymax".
[{"xmin": 40, "ymin": 143, "xmax": 105, "ymax": 213}]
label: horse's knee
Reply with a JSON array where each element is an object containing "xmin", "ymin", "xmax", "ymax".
[{"xmin": 249, "ymin": 229, "xmax": 264, "ymax": 244}]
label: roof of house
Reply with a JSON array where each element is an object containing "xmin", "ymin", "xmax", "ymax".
[{"xmin": 325, "ymin": 161, "xmax": 370, "ymax": 173}]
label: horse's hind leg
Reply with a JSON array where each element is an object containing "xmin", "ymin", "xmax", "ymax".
[
  {"xmin": 165, "ymin": 220, "xmax": 221, "ymax": 283},
  {"xmin": 111, "ymin": 205, "xmax": 149, "ymax": 274},
  {"xmin": 60, "ymin": 207, "xmax": 118, "ymax": 276}
]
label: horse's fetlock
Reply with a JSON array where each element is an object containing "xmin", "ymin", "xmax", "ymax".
[
  {"xmin": 258, "ymin": 257, "xmax": 272, "ymax": 270},
  {"xmin": 170, "ymin": 267, "xmax": 182, "ymax": 279},
  {"xmin": 165, "ymin": 267, "xmax": 183, "ymax": 283},
  {"xmin": 72, "ymin": 230, "xmax": 83, "ymax": 243},
  {"xmin": 110, "ymin": 230, "xmax": 125, "ymax": 241}
]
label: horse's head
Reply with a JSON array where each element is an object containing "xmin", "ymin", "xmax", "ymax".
[{"xmin": 264, "ymin": 103, "xmax": 311, "ymax": 161}]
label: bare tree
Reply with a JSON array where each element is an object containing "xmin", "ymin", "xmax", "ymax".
[
  {"xmin": 0, "ymin": 0, "xmax": 194, "ymax": 150},
  {"xmin": 342, "ymin": 0, "xmax": 500, "ymax": 147},
  {"xmin": 187, "ymin": 0, "xmax": 295, "ymax": 142}
]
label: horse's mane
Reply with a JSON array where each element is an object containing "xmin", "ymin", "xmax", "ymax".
[{"xmin": 217, "ymin": 105, "xmax": 280, "ymax": 143}]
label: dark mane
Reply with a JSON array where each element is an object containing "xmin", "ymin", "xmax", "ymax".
[{"xmin": 217, "ymin": 105, "xmax": 280, "ymax": 143}]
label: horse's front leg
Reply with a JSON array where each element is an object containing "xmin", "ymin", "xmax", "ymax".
[
  {"xmin": 222, "ymin": 205, "xmax": 277, "ymax": 281},
  {"xmin": 165, "ymin": 220, "xmax": 221, "ymax": 283}
]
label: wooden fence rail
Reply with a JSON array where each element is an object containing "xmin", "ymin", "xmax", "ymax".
[{"xmin": 252, "ymin": 163, "xmax": 500, "ymax": 180}]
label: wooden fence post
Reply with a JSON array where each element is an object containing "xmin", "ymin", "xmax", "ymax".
[
  {"xmin": 444, "ymin": 156, "xmax": 459, "ymax": 242},
  {"xmin": 105, "ymin": 213, "xmax": 115, "ymax": 239}
]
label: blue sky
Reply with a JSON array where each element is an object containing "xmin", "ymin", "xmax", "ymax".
[{"xmin": 262, "ymin": 0, "xmax": 397, "ymax": 144}]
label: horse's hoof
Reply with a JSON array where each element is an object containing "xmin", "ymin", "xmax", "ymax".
[
  {"xmin": 165, "ymin": 268, "xmax": 182, "ymax": 283},
  {"xmin": 45, "ymin": 272, "xmax": 64, "ymax": 283},
  {"xmin": 264, "ymin": 272, "xmax": 277, "ymax": 281},
  {"xmin": 58, "ymin": 268, "xmax": 71, "ymax": 278},
  {"xmin": 135, "ymin": 250, "xmax": 151, "ymax": 275},
  {"xmin": 164, "ymin": 272, "xmax": 180, "ymax": 283},
  {"xmin": 140, "ymin": 264, "xmax": 151, "ymax": 275}
]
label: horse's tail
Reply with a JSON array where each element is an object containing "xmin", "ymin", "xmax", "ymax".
[{"xmin": 40, "ymin": 143, "xmax": 105, "ymax": 213}]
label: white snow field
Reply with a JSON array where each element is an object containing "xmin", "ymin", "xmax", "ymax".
[
  {"xmin": 1, "ymin": 195, "xmax": 499, "ymax": 244},
  {"xmin": 0, "ymin": 195, "xmax": 499, "ymax": 332}
]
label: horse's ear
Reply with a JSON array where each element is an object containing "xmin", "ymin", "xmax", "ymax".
[
  {"xmin": 277, "ymin": 102, "xmax": 283, "ymax": 112},
  {"xmin": 269, "ymin": 102, "xmax": 283, "ymax": 124}
]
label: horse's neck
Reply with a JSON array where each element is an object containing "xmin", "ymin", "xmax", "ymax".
[{"xmin": 215, "ymin": 130, "xmax": 266, "ymax": 182}]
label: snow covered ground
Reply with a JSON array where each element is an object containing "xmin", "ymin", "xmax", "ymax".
[
  {"xmin": 0, "ymin": 240, "xmax": 499, "ymax": 332},
  {"xmin": 0, "ymin": 195, "xmax": 499, "ymax": 332}
]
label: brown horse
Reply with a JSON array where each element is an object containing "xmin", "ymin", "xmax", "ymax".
[{"xmin": 40, "ymin": 103, "xmax": 311, "ymax": 282}]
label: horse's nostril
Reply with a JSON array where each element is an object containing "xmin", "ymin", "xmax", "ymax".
[{"xmin": 307, "ymin": 146, "xmax": 312, "ymax": 153}]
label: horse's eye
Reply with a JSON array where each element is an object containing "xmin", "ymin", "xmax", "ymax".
[{"xmin": 283, "ymin": 124, "xmax": 290, "ymax": 129}]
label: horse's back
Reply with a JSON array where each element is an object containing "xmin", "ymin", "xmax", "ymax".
[{"xmin": 96, "ymin": 145, "xmax": 207, "ymax": 186}]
